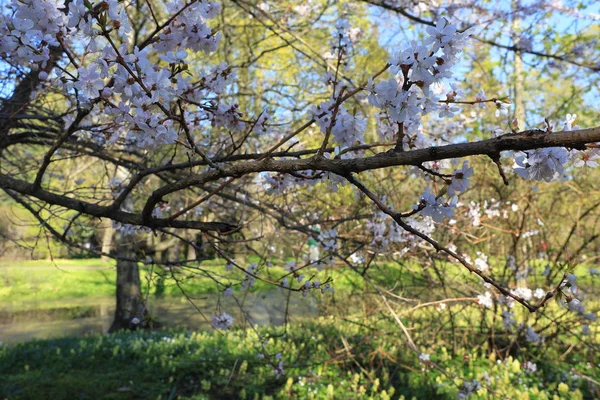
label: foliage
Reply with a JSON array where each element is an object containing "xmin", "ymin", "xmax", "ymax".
[
  {"xmin": 0, "ymin": 317, "xmax": 597, "ymax": 399},
  {"xmin": 2, "ymin": 259, "xmax": 599, "ymax": 398}
]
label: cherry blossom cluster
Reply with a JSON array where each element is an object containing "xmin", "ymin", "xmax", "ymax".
[
  {"xmin": 310, "ymin": 17, "xmax": 368, "ymax": 151},
  {"xmin": 241, "ymin": 263, "xmax": 258, "ymax": 290},
  {"xmin": 300, "ymin": 279, "xmax": 334, "ymax": 297},
  {"xmin": 560, "ymin": 274, "xmax": 597, "ymax": 327},
  {"xmin": 318, "ymin": 228, "xmax": 339, "ymax": 253},
  {"xmin": 408, "ymin": 161, "xmax": 473, "ymax": 224},
  {"xmin": 156, "ymin": 1, "xmax": 221, "ymax": 53},
  {"xmin": 457, "ymin": 379, "xmax": 482, "ymax": 399},
  {"xmin": 513, "ymin": 145, "xmax": 600, "ymax": 182},
  {"xmin": 464, "ymin": 199, "xmax": 520, "ymax": 227},
  {"xmin": 2, "ymin": 0, "xmax": 250, "ymax": 149},
  {"xmin": 512, "ymin": 114, "xmax": 600, "ymax": 182},
  {"xmin": 258, "ymin": 169, "xmax": 322, "ymax": 194},
  {"xmin": 321, "ymin": 17, "xmax": 362, "ymax": 64},
  {"xmin": 211, "ymin": 312, "xmax": 234, "ymax": 330},
  {"xmin": 366, "ymin": 212, "xmax": 434, "ymax": 252},
  {"xmin": 281, "ymin": 261, "xmax": 335, "ymax": 295},
  {"xmin": 112, "ymin": 221, "xmax": 151, "ymax": 236},
  {"xmin": 368, "ymin": 19, "xmax": 470, "ymax": 147},
  {"xmin": 311, "ymin": 98, "xmax": 366, "ymax": 149},
  {"xmin": 0, "ymin": 0, "xmax": 66, "ymax": 68},
  {"xmin": 513, "ymin": 147, "xmax": 569, "ymax": 182},
  {"xmin": 415, "ymin": 187, "xmax": 457, "ymax": 222}
]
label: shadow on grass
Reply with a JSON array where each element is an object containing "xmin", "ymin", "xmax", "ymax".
[
  {"xmin": 0, "ymin": 331, "xmax": 285, "ymax": 400},
  {"xmin": 0, "ymin": 326, "xmax": 447, "ymax": 400}
]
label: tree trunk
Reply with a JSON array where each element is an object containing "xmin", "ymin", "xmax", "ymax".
[
  {"xmin": 512, "ymin": 0, "xmax": 529, "ymax": 288},
  {"xmin": 187, "ymin": 235, "xmax": 196, "ymax": 261},
  {"xmin": 512, "ymin": 0, "xmax": 526, "ymax": 128},
  {"xmin": 101, "ymin": 219, "xmax": 114, "ymax": 263},
  {"xmin": 108, "ymin": 166, "xmax": 147, "ymax": 332},
  {"xmin": 109, "ymin": 233, "xmax": 147, "ymax": 332}
]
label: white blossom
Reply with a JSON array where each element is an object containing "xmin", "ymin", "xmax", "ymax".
[
  {"xmin": 494, "ymin": 100, "xmax": 509, "ymax": 117},
  {"xmin": 211, "ymin": 312, "xmax": 234, "ymax": 330},
  {"xmin": 425, "ymin": 18, "xmax": 457, "ymax": 52},
  {"xmin": 416, "ymin": 188, "xmax": 456, "ymax": 222},
  {"xmin": 447, "ymin": 161, "xmax": 473, "ymax": 197},
  {"xmin": 74, "ymin": 66, "xmax": 104, "ymax": 101},
  {"xmin": 533, "ymin": 288, "xmax": 546, "ymax": 300},
  {"xmin": 477, "ymin": 292, "xmax": 493, "ymax": 308},
  {"xmin": 439, "ymin": 103, "xmax": 460, "ymax": 119},
  {"xmin": 523, "ymin": 361, "xmax": 537, "ymax": 373},
  {"xmin": 564, "ymin": 113, "xmax": 577, "ymax": 131},
  {"xmin": 458, "ymin": 380, "xmax": 481, "ymax": 399},
  {"xmin": 474, "ymin": 252, "xmax": 489, "ymax": 272},
  {"xmin": 511, "ymin": 287, "xmax": 532, "ymax": 301},
  {"xmin": 567, "ymin": 298, "xmax": 585, "ymax": 313},
  {"xmin": 571, "ymin": 149, "xmax": 600, "ymax": 168},
  {"xmin": 525, "ymin": 325, "xmax": 542, "ymax": 344},
  {"xmin": 514, "ymin": 148, "xmax": 569, "ymax": 182},
  {"xmin": 319, "ymin": 229, "xmax": 339, "ymax": 253}
]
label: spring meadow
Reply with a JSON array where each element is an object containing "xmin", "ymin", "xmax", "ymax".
[{"xmin": 0, "ymin": 0, "xmax": 600, "ymax": 398}]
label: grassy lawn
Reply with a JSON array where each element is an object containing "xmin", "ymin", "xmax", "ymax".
[
  {"xmin": 1, "ymin": 257, "xmax": 597, "ymax": 313},
  {"xmin": 0, "ymin": 258, "xmax": 599, "ymax": 398},
  {"xmin": 0, "ymin": 319, "xmax": 596, "ymax": 399},
  {"xmin": 0, "ymin": 258, "xmax": 408, "ymax": 312},
  {"xmin": 0, "ymin": 260, "xmax": 116, "ymax": 310},
  {"xmin": 0, "ymin": 258, "xmax": 232, "ymax": 311}
]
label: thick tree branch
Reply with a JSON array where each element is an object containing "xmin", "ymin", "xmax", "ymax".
[
  {"xmin": 0, "ymin": 174, "xmax": 235, "ymax": 233},
  {"xmin": 141, "ymin": 126, "xmax": 600, "ymax": 219}
]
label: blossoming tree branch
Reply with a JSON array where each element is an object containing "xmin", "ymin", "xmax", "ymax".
[{"xmin": 1, "ymin": 0, "xmax": 599, "ymax": 344}]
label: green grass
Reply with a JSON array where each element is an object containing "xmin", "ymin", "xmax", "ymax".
[
  {"xmin": 1, "ymin": 258, "xmax": 599, "ymax": 399},
  {"xmin": 0, "ymin": 261, "xmax": 116, "ymax": 310},
  {"xmin": 0, "ymin": 259, "xmax": 232, "ymax": 311},
  {"xmin": 0, "ymin": 318, "xmax": 595, "ymax": 399},
  {"xmin": 0, "ymin": 258, "xmax": 403, "ymax": 312},
  {"xmin": 2, "ymin": 257, "xmax": 598, "ymax": 313},
  {"xmin": 0, "ymin": 259, "xmax": 117, "ymax": 268},
  {"xmin": 0, "ymin": 258, "xmax": 117, "ymax": 296}
]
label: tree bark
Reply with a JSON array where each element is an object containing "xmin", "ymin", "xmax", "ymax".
[
  {"xmin": 101, "ymin": 219, "xmax": 114, "ymax": 263},
  {"xmin": 109, "ymin": 164, "xmax": 147, "ymax": 332},
  {"xmin": 512, "ymin": 0, "xmax": 526, "ymax": 128},
  {"xmin": 109, "ymin": 232, "xmax": 147, "ymax": 332}
]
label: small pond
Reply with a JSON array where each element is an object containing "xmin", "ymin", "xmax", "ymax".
[{"xmin": 0, "ymin": 291, "xmax": 321, "ymax": 344}]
